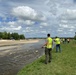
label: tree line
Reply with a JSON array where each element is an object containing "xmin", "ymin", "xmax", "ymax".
[
  {"xmin": 0, "ymin": 31, "xmax": 25, "ymax": 40},
  {"xmin": 74, "ymin": 35, "xmax": 76, "ymax": 40}
]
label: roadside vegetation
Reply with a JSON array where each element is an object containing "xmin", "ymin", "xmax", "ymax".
[
  {"xmin": 0, "ymin": 31, "xmax": 25, "ymax": 40},
  {"xmin": 17, "ymin": 40, "xmax": 76, "ymax": 75}
]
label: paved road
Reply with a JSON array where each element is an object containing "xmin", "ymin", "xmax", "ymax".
[{"xmin": 0, "ymin": 40, "xmax": 45, "ymax": 75}]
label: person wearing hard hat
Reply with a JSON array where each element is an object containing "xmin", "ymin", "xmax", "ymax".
[
  {"xmin": 42, "ymin": 34, "xmax": 53, "ymax": 64},
  {"xmin": 55, "ymin": 36, "xmax": 61, "ymax": 53}
]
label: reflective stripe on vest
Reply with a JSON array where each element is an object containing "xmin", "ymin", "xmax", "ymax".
[
  {"xmin": 55, "ymin": 38, "xmax": 60, "ymax": 44},
  {"xmin": 47, "ymin": 37, "xmax": 52, "ymax": 48}
]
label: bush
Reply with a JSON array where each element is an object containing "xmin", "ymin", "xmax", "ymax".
[{"xmin": 74, "ymin": 35, "xmax": 76, "ymax": 40}]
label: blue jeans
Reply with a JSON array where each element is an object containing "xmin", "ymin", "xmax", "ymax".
[{"xmin": 56, "ymin": 44, "xmax": 61, "ymax": 52}]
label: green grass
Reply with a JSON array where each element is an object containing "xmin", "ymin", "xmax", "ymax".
[{"xmin": 17, "ymin": 40, "xmax": 76, "ymax": 75}]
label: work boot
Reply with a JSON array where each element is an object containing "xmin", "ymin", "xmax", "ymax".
[{"xmin": 49, "ymin": 61, "xmax": 51, "ymax": 63}]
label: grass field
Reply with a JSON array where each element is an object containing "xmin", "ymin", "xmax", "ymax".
[{"xmin": 17, "ymin": 40, "xmax": 76, "ymax": 75}]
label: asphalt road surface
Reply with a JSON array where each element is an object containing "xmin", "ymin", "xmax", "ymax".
[{"xmin": 0, "ymin": 40, "xmax": 45, "ymax": 75}]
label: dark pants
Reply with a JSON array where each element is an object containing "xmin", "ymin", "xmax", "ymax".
[
  {"xmin": 45, "ymin": 47, "xmax": 52, "ymax": 64},
  {"xmin": 56, "ymin": 44, "xmax": 61, "ymax": 52},
  {"xmin": 67, "ymin": 41, "xmax": 69, "ymax": 43}
]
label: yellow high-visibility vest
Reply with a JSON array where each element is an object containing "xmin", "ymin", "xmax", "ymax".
[
  {"xmin": 46, "ymin": 37, "xmax": 53, "ymax": 48},
  {"xmin": 55, "ymin": 38, "xmax": 60, "ymax": 44}
]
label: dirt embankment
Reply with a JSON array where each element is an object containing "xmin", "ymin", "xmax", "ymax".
[{"xmin": 0, "ymin": 39, "xmax": 39, "ymax": 46}]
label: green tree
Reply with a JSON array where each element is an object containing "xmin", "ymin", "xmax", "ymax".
[
  {"xmin": 0, "ymin": 31, "xmax": 25, "ymax": 40},
  {"xmin": 0, "ymin": 32, "xmax": 2, "ymax": 39},
  {"xmin": 2, "ymin": 31, "xmax": 8, "ymax": 39},
  {"xmin": 11, "ymin": 33, "xmax": 20, "ymax": 40},
  {"xmin": 74, "ymin": 35, "xmax": 76, "ymax": 40},
  {"xmin": 7, "ymin": 32, "xmax": 11, "ymax": 39},
  {"xmin": 20, "ymin": 34, "xmax": 25, "ymax": 39},
  {"xmin": 74, "ymin": 35, "xmax": 76, "ymax": 43},
  {"xmin": 74, "ymin": 32, "xmax": 76, "ymax": 40}
]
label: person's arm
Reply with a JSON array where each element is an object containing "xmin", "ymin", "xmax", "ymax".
[
  {"xmin": 54, "ymin": 39, "xmax": 56, "ymax": 42},
  {"xmin": 52, "ymin": 40, "xmax": 53, "ymax": 46},
  {"xmin": 42, "ymin": 39, "xmax": 48, "ymax": 48}
]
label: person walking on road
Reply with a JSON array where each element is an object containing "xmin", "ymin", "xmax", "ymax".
[
  {"xmin": 42, "ymin": 34, "xmax": 53, "ymax": 64},
  {"xmin": 55, "ymin": 36, "xmax": 61, "ymax": 53}
]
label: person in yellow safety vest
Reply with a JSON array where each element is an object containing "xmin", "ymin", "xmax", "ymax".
[
  {"xmin": 55, "ymin": 36, "xmax": 61, "ymax": 53},
  {"xmin": 67, "ymin": 38, "xmax": 70, "ymax": 43},
  {"xmin": 62, "ymin": 38, "xmax": 65, "ymax": 44},
  {"xmin": 42, "ymin": 34, "xmax": 53, "ymax": 64}
]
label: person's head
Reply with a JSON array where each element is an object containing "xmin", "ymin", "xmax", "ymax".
[
  {"xmin": 55, "ymin": 36, "xmax": 58, "ymax": 38},
  {"xmin": 47, "ymin": 34, "xmax": 50, "ymax": 37}
]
